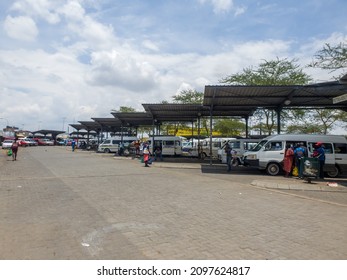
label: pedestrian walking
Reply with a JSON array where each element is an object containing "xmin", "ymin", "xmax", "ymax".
[
  {"xmin": 142, "ymin": 142, "xmax": 151, "ymax": 167},
  {"xmin": 11, "ymin": 138, "xmax": 19, "ymax": 161}
]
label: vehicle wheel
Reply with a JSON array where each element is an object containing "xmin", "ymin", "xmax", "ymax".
[
  {"xmin": 104, "ymin": 148, "xmax": 110, "ymax": 153},
  {"xmin": 326, "ymin": 166, "xmax": 339, "ymax": 178},
  {"xmin": 266, "ymin": 162, "xmax": 281, "ymax": 176},
  {"xmin": 200, "ymin": 152, "xmax": 207, "ymax": 160},
  {"xmin": 232, "ymin": 158, "xmax": 240, "ymax": 167}
]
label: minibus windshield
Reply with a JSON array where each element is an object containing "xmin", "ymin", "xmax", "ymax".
[{"xmin": 250, "ymin": 140, "xmax": 267, "ymax": 151}]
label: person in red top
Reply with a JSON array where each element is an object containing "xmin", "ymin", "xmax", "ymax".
[
  {"xmin": 11, "ymin": 138, "xmax": 19, "ymax": 161},
  {"xmin": 283, "ymin": 144, "xmax": 294, "ymax": 177}
]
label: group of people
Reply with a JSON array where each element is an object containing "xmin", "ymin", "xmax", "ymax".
[
  {"xmin": 283, "ymin": 142, "xmax": 325, "ymax": 179},
  {"xmin": 140, "ymin": 142, "xmax": 163, "ymax": 167}
]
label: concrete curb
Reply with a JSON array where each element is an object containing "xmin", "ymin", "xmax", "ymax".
[{"xmin": 251, "ymin": 179, "xmax": 347, "ymax": 192}]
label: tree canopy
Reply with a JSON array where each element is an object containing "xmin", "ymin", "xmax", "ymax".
[
  {"xmin": 220, "ymin": 57, "xmax": 312, "ymax": 86},
  {"xmin": 308, "ymin": 42, "xmax": 347, "ymax": 75}
]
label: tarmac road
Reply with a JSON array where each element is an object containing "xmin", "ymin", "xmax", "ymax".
[{"xmin": 0, "ymin": 146, "xmax": 346, "ymax": 259}]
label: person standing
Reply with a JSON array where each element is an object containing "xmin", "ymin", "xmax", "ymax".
[
  {"xmin": 142, "ymin": 142, "xmax": 151, "ymax": 167},
  {"xmin": 314, "ymin": 142, "xmax": 325, "ymax": 179},
  {"xmin": 11, "ymin": 139, "xmax": 19, "ymax": 161},
  {"xmin": 134, "ymin": 140, "xmax": 140, "ymax": 157},
  {"xmin": 71, "ymin": 139, "xmax": 76, "ymax": 152},
  {"xmin": 283, "ymin": 144, "xmax": 294, "ymax": 177},
  {"xmin": 154, "ymin": 145, "xmax": 163, "ymax": 161},
  {"xmin": 224, "ymin": 143, "xmax": 232, "ymax": 172},
  {"xmin": 294, "ymin": 142, "xmax": 307, "ymax": 179}
]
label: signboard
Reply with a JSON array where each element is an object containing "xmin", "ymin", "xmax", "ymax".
[{"xmin": 333, "ymin": 93, "xmax": 347, "ymax": 104}]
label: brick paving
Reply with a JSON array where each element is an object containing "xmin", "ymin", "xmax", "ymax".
[{"xmin": 0, "ymin": 146, "xmax": 346, "ymax": 259}]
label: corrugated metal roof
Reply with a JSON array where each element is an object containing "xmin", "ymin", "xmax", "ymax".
[
  {"xmin": 203, "ymin": 81, "xmax": 347, "ymax": 110},
  {"xmin": 111, "ymin": 112, "xmax": 153, "ymax": 126}
]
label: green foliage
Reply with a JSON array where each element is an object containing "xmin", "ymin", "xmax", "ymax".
[
  {"xmin": 118, "ymin": 106, "xmax": 136, "ymax": 112},
  {"xmin": 172, "ymin": 89, "xmax": 204, "ymax": 104},
  {"xmin": 220, "ymin": 57, "xmax": 312, "ymax": 85},
  {"xmin": 220, "ymin": 57, "xmax": 312, "ymax": 135},
  {"xmin": 214, "ymin": 118, "xmax": 245, "ymax": 136},
  {"xmin": 308, "ymin": 42, "xmax": 347, "ymax": 73}
]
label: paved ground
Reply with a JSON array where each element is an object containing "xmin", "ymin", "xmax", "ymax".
[{"xmin": 0, "ymin": 146, "xmax": 346, "ymax": 260}]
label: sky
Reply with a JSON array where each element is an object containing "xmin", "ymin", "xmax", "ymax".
[{"xmin": 0, "ymin": 0, "xmax": 347, "ymax": 132}]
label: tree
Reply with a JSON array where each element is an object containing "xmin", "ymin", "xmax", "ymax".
[
  {"xmin": 308, "ymin": 42, "xmax": 347, "ymax": 133},
  {"xmin": 220, "ymin": 58, "xmax": 312, "ymax": 135},
  {"xmin": 308, "ymin": 42, "xmax": 347, "ymax": 74},
  {"xmin": 220, "ymin": 57, "xmax": 311, "ymax": 85},
  {"xmin": 172, "ymin": 89, "xmax": 203, "ymax": 104},
  {"xmin": 213, "ymin": 118, "xmax": 245, "ymax": 137},
  {"xmin": 118, "ymin": 106, "xmax": 136, "ymax": 112},
  {"xmin": 171, "ymin": 89, "xmax": 210, "ymax": 135}
]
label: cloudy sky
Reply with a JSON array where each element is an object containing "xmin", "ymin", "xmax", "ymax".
[{"xmin": 1, "ymin": 0, "xmax": 347, "ymax": 132}]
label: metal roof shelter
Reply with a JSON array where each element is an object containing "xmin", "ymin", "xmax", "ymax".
[
  {"xmin": 111, "ymin": 112, "xmax": 154, "ymax": 126},
  {"xmin": 32, "ymin": 130, "xmax": 66, "ymax": 144},
  {"xmin": 77, "ymin": 121, "xmax": 102, "ymax": 133},
  {"xmin": 204, "ymin": 79, "xmax": 347, "ymax": 135},
  {"xmin": 142, "ymin": 103, "xmax": 212, "ymax": 140},
  {"xmin": 91, "ymin": 118, "xmax": 124, "ymax": 138},
  {"xmin": 69, "ymin": 124, "xmax": 86, "ymax": 131},
  {"xmin": 142, "ymin": 103, "xmax": 209, "ymax": 122}
]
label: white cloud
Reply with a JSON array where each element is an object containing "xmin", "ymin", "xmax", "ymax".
[
  {"xmin": 3, "ymin": 15, "xmax": 38, "ymax": 41},
  {"xmin": 85, "ymin": 50, "xmax": 157, "ymax": 91},
  {"xmin": 198, "ymin": 0, "xmax": 234, "ymax": 14},
  {"xmin": 142, "ymin": 40, "xmax": 160, "ymax": 52},
  {"xmin": 58, "ymin": 1, "xmax": 85, "ymax": 22},
  {"xmin": 10, "ymin": 0, "xmax": 61, "ymax": 24},
  {"xmin": 1, "ymin": 0, "xmax": 346, "ymax": 132}
]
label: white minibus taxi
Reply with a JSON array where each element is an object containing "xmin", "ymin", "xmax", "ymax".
[
  {"xmin": 148, "ymin": 136, "xmax": 185, "ymax": 156},
  {"xmin": 199, "ymin": 137, "xmax": 236, "ymax": 159},
  {"xmin": 218, "ymin": 138, "xmax": 261, "ymax": 166},
  {"xmin": 98, "ymin": 136, "xmax": 138, "ymax": 153},
  {"xmin": 243, "ymin": 134, "xmax": 347, "ymax": 177}
]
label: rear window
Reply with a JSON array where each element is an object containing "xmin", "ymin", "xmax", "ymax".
[{"xmin": 334, "ymin": 143, "xmax": 347, "ymax": 154}]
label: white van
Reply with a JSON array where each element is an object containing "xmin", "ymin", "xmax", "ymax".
[
  {"xmin": 218, "ymin": 138, "xmax": 261, "ymax": 166},
  {"xmin": 98, "ymin": 136, "xmax": 138, "ymax": 153},
  {"xmin": 199, "ymin": 137, "xmax": 236, "ymax": 159},
  {"xmin": 243, "ymin": 134, "xmax": 347, "ymax": 177},
  {"xmin": 148, "ymin": 136, "xmax": 185, "ymax": 156}
]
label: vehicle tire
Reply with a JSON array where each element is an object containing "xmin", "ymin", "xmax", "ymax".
[
  {"xmin": 104, "ymin": 148, "xmax": 110, "ymax": 153},
  {"xmin": 266, "ymin": 162, "xmax": 281, "ymax": 176},
  {"xmin": 232, "ymin": 158, "xmax": 240, "ymax": 167},
  {"xmin": 326, "ymin": 165, "xmax": 339, "ymax": 178},
  {"xmin": 200, "ymin": 152, "xmax": 207, "ymax": 160}
]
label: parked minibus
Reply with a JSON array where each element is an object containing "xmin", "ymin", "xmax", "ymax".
[
  {"xmin": 199, "ymin": 137, "xmax": 236, "ymax": 159},
  {"xmin": 243, "ymin": 134, "xmax": 347, "ymax": 177},
  {"xmin": 218, "ymin": 138, "xmax": 261, "ymax": 166},
  {"xmin": 98, "ymin": 136, "xmax": 138, "ymax": 153},
  {"xmin": 148, "ymin": 136, "xmax": 185, "ymax": 156}
]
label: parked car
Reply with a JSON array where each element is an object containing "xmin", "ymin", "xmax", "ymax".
[
  {"xmin": 34, "ymin": 138, "xmax": 47, "ymax": 146},
  {"xmin": 17, "ymin": 138, "xmax": 31, "ymax": 147},
  {"xmin": 42, "ymin": 139, "xmax": 54, "ymax": 146},
  {"xmin": 27, "ymin": 138, "xmax": 38, "ymax": 146},
  {"xmin": 2, "ymin": 139, "xmax": 14, "ymax": 149}
]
